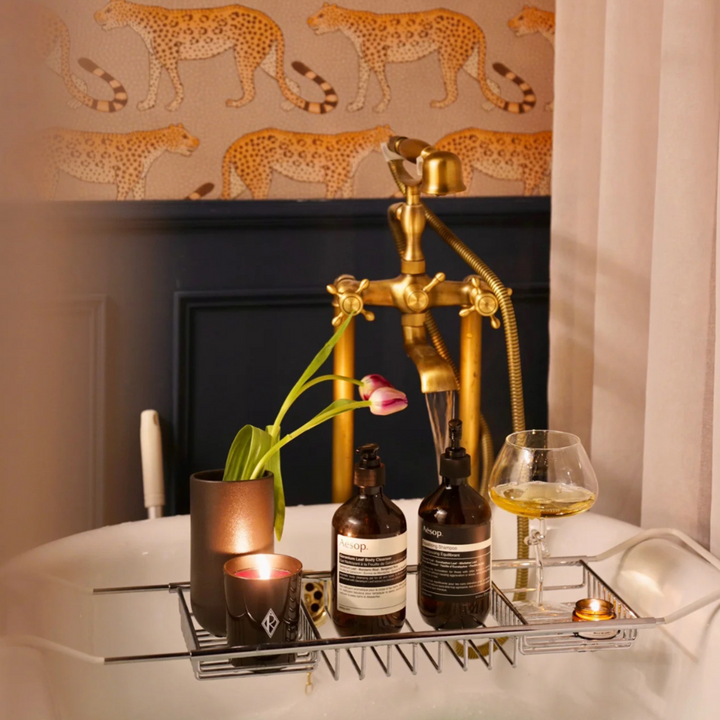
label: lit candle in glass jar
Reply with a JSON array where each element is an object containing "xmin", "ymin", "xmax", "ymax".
[
  {"xmin": 572, "ymin": 597, "xmax": 617, "ymax": 639},
  {"xmin": 234, "ymin": 556, "xmax": 292, "ymax": 580},
  {"xmin": 572, "ymin": 597, "xmax": 616, "ymax": 622},
  {"xmin": 224, "ymin": 553, "xmax": 303, "ymax": 667}
]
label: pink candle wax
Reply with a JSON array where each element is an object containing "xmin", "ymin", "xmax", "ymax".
[{"xmin": 234, "ymin": 568, "xmax": 291, "ymax": 580}]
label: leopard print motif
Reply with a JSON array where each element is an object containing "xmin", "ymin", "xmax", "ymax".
[
  {"xmin": 94, "ymin": 0, "xmax": 338, "ymax": 113},
  {"xmin": 307, "ymin": 3, "xmax": 536, "ymax": 114},
  {"xmin": 436, "ymin": 128, "xmax": 552, "ymax": 196},
  {"xmin": 222, "ymin": 125, "xmax": 393, "ymax": 199},
  {"xmin": 39, "ymin": 123, "xmax": 200, "ymax": 200},
  {"xmin": 12, "ymin": 4, "xmax": 128, "ymax": 111},
  {"xmin": 508, "ymin": 6, "xmax": 555, "ymax": 111},
  {"xmin": 509, "ymin": 6, "xmax": 555, "ymax": 46}
]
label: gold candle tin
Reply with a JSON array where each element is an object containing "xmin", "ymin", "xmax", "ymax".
[{"xmin": 572, "ymin": 597, "xmax": 617, "ymax": 639}]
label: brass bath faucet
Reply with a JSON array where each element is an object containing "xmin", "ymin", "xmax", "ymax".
[{"xmin": 328, "ymin": 136, "xmax": 505, "ymax": 501}]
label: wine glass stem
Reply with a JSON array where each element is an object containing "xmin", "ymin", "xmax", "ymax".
[{"xmin": 535, "ymin": 518, "xmax": 546, "ymax": 607}]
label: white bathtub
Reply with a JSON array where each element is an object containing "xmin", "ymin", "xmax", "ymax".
[{"xmin": 2, "ymin": 500, "xmax": 720, "ymax": 720}]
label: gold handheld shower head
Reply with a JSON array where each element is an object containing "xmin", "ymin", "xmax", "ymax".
[
  {"xmin": 420, "ymin": 150, "xmax": 465, "ymax": 196},
  {"xmin": 387, "ymin": 136, "xmax": 466, "ymax": 196}
]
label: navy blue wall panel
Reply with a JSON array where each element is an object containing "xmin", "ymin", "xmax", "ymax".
[{"xmin": 54, "ymin": 197, "xmax": 549, "ymax": 520}]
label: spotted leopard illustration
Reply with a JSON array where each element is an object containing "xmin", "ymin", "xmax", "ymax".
[
  {"xmin": 94, "ymin": 0, "xmax": 338, "ymax": 113},
  {"xmin": 436, "ymin": 128, "xmax": 552, "ymax": 196},
  {"xmin": 222, "ymin": 125, "xmax": 393, "ymax": 199},
  {"xmin": 508, "ymin": 6, "xmax": 555, "ymax": 111},
  {"xmin": 7, "ymin": 3, "xmax": 128, "ymax": 111},
  {"xmin": 38, "ymin": 124, "xmax": 201, "ymax": 200},
  {"xmin": 307, "ymin": 4, "xmax": 535, "ymax": 114}
]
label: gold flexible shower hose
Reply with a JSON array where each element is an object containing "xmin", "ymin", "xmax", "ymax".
[{"xmin": 388, "ymin": 160, "xmax": 530, "ymax": 595}]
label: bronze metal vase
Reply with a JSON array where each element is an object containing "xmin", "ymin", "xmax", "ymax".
[{"xmin": 190, "ymin": 469, "xmax": 275, "ymax": 636}]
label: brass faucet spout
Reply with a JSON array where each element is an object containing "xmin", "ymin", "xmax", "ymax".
[{"xmin": 402, "ymin": 320, "xmax": 458, "ymax": 394}]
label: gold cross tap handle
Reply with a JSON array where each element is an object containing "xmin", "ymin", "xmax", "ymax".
[
  {"xmin": 327, "ymin": 278, "xmax": 376, "ymax": 326},
  {"xmin": 459, "ymin": 276, "xmax": 508, "ymax": 329}
]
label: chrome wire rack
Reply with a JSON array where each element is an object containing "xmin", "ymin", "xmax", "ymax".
[
  {"xmin": 514, "ymin": 560, "xmax": 640, "ymax": 655},
  {"xmin": 177, "ymin": 586, "xmax": 319, "ymax": 680},
  {"xmin": 171, "ymin": 557, "xmax": 651, "ymax": 681},
  {"xmin": 7, "ymin": 529, "xmax": 720, "ymax": 682},
  {"xmin": 174, "ymin": 569, "xmax": 527, "ymax": 681}
]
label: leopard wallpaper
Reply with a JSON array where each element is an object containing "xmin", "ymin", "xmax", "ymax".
[{"xmin": 25, "ymin": 1, "xmax": 555, "ymax": 200}]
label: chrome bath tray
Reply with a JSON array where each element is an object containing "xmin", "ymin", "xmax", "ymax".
[
  {"xmin": 170, "ymin": 556, "xmax": 645, "ymax": 681},
  {"xmin": 7, "ymin": 529, "xmax": 720, "ymax": 682}
]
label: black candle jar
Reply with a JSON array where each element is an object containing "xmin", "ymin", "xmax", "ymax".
[{"xmin": 223, "ymin": 553, "xmax": 303, "ymax": 667}]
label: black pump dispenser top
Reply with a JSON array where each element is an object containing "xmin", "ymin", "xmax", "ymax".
[
  {"xmin": 354, "ymin": 443, "xmax": 386, "ymax": 487},
  {"xmin": 440, "ymin": 419, "xmax": 472, "ymax": 484}
]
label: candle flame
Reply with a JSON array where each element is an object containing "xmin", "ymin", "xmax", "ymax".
[
  {"xmin": 589, "ymin": 599, "xmax": 601, "ymax": 612},
  {"xmin": 257, "ymin": 555, "xmax": 272, "ymax": 580}
]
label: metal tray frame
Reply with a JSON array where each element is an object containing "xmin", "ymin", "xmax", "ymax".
[
  {"xmin": 173, "ymin": 569, "xmax": 527, "ymax": 681},
  {"xmin": 4, "ymin": 528, "xmax": 719, "ymax": 682},
  {"xmin": 170, "ymin": 556, "xmax": 648, "ymax": 680}
]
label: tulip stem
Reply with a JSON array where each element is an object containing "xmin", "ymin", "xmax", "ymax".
[
  {"xmin": 251, "ymin": 400, "xmax": 371, "ymax": 480},
  {"xmin": 270, "ymin": 375, "xmax": 360, "ymax": 438},
  {"xmin": 267, "ymin": 315, "xmax": 354, "ymax": 442},
  {"xmin": 298, "ymin": 374, "xmax": 362, "ymax": 401}
]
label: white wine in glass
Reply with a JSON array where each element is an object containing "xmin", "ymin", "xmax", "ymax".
[
  {"xmin": 491, "ymin": 481, "xmax": 596, "ymax": 519},
  {"xmin": 489, "ymin": 430, "xmax": 599, "ymax": 621}
]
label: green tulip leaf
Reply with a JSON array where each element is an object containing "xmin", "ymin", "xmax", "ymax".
[
  {"xmin": 222, "ymin": 318, "xmax": 360, "ymax": 541},
  {"xmin": 223, "ymin": 425, "xmax": 271, "ymax": 481}
]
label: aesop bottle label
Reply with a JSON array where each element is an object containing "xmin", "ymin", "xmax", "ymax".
[
  {"xmin": 420, "ymin": 522, "xmax": 491, "ymax": 601},
  {"xmin": 336, "ymin": 533, "xmax": 407, "ymax": 616}
]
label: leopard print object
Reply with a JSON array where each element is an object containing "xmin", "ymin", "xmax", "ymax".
[
  {"xmin": 38, "ymin": 123, "xmax": 201, "ymax": 200},
  {"xmin": 508, "ymin": 6, "xmax": 555, "ymax": 111},
  {"xmin": 222, "ymin": 125, "xmax": 394, "ymax": 199},
  {"xmin": 307, "ymin": 3, "xmax": 536, "ymax": 114},
  {"xmin": 436, "ymin": 128, "xmax": 552, "ymax": 196},
  {"xmin": 10, "ymin": 3, "xmax": 128, "ymax": 111},
  {"xmin": 94, "ymin": 0, "xmax": 338, "ymax": 113}
]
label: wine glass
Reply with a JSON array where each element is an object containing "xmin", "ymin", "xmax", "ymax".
[{"xmin": 489, "ymin": 430, "xmax": 598, "ymax": 621}]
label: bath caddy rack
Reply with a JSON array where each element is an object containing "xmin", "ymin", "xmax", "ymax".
[
  {"xmin": 168, "ymin": 557, "xmax": 636, "ymax": 682},
  {"xmin": 12, "ymin": 529, "xmax": 720, "ymax": 682}
]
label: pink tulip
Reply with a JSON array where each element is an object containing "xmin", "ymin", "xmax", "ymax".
[
  {"xmin": 368, "ymin": 387, "xmax": 408, "ymax": 416},
  {"xmin": 359, "ymin": 374, "xmax": 394, "ymax": 401}
]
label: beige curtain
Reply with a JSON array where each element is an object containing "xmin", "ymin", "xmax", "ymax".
[{"xmin": 549, "ymin": 0, "xmax": 720, "ymax": 553}]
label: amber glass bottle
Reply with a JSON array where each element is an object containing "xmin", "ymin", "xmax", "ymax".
[
  {"xmin": 331, "ymin": 444, "xmax": 407, "ymax": 636},
  {"xmin": 418, "ymin": 420, "xmax": 492, "ymax": 629}
]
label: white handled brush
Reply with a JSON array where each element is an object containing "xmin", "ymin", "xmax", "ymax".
[{"xmin": 140, "ymin": 410, "xmax": 165, "ymax": 519}]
